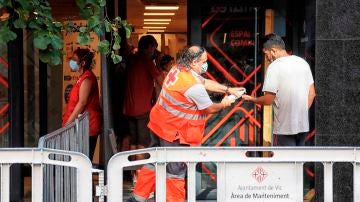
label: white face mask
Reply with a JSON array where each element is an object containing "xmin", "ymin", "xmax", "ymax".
[
  {"xmin": 69, "ymin": 60, "xmax": 79, "ymax": 71},
  {"xmin": 200, "ymin": 62, "xmax": 208, "ymax": 74}
]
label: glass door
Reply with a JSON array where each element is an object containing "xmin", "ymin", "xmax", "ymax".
[
  {"xmin": 191, "ymin": 2, "xmax": 265, "ymax": 200},
  {"xmin": 200, "ymin": 4, "xmax": 264, "ymax": 148}
]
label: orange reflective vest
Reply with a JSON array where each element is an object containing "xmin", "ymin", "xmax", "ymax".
[{"xmin": 148, "ymin": 67, "xmax": 207, "ymax": 146}]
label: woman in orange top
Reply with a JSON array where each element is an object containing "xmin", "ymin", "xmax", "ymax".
[{"xmin": 62, "ymin": 48, "xmax": 102, "ymax": 160}]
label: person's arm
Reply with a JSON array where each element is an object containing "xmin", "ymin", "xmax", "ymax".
[
  {"xmin": 64, "ymin": 78, "xmax": 92, "ymax": 125},
  {"xmin": 204, "ymin": 79, "xmax": 245, "ymax": 95},
  {"xmin": 204, "ymin": 96, "xmax": 234, "ymax": 114},
  {"xmin": 242, "ymin": 92, "xmax": 276, "ymax": 105},
  {"xmin": 149, "ymin": 60, "xmax": 165, "ymax": 86},
  {"xmin": 308, "ymin": 83, "xmax": 316, "ymax": 108},
  {"xmin": 203, "ymin": 79, "xmax": 227, "ymax": 92},
  {"xmin": 155, "ymin": 73, "xmax": 165, "ymax": 86},
  {"xmin": 185, "ymin": 84, "xmax": 235, "ymax": 114}
]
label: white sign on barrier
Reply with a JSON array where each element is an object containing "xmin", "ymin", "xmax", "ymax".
[{"xmin": 226, "ymin": 163, "xmax": 297, "ymax": 201}]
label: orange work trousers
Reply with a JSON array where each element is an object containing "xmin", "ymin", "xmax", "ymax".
[{"xmin": 133, "ymin": 166, "xmax": 185, "ymax": 202}]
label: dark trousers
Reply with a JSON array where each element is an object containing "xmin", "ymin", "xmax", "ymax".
[
  {"xmin": 89, "ymin": 135, "xmax": 98, "ymax": 161},
  {"xmin": 274, "ymin": 132, "xmax": 307, "ymax": 146}
]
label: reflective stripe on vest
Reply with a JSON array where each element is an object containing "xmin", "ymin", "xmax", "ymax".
[
  {"xmin": 160, "ymin": 90, "xmax": 198, "ymax": 110},
  {"xmin": 158, "ymin": 97, "xmax": 206, "ymax": 120}
]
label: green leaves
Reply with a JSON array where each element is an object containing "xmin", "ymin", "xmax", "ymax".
[
  {"xmin": 79, "ymin": 26, "xmax": 87, "ymax": 33},
  {"xmin": 64, "ymin": 20, "xmax": 76, "ymax": 33},
  {"xmin": 0, "ymin": 0, "xmax": 10, "ymax": 7},
  {"xmin": 88, "ymin": 16, "xmax": 100, "ymax": 29},
  {"xmin": 97, "ymin": 0, "xmax": 106, "ymax": 7},
  {"xmin": 51, "ymin": 35, "xmax": 63, "ymax": 50},
  {"xmin": 111, "ymin": 52, "xmax": 122, "ymax": 64},
  {"xmin": 124, "ymin": 26, "xmax": 132, "ymax": 38},
  {"xmin": 94, "ymin": 26, "xmax": 102, "ymax": 36},
  {"xmin": 13, "ymin": 18, "xmax": 26, "ymax": 29},
  {"xmin": 97, "ymin": 40, "xmax": 110, "ymax": 54},
  {"xmin": 0, "ymin": 25, "xmax": 17, "ymax": 46},
  {"xmin": 33, "ymin": 30, "xmax": 63, "ymax": 51},
  {"xmin": 104, "ymin": 20, "xmax": 112, "ymax": 33},
  {"xmin": 28, "ymin": 20, "xmax": 40, "ymax": 29},
  {"xmin": 112, "ymin": 42, "xmax": 120, "ymax": 51},
  {"xmin": 77, "ymin": 32, "xmax": 91, "ymax": 45},
  {"xmin": 0, "ymin": 0, "xmax": 133, "ymax": 66},
  {"xmin": 78, "ymin": 26, "xmax": 92, "ymax": 45},
  {"xmin": 114, "ymin": 17, "xmax": 121, "ymax": 22},
  {"xmin": 75, "ymin": 0, "xmax": 86, "ymax": 8},
  {"xmin": 112, "ymin": 31, "xmax": 121, "ymax": 50},
  {"xmin": 16, "ymin": 0, "xmax": 32, "ymax": 10},
  {"xmin": 52, "ymin": 21, "xmax": 62, "ymax": 28},
  {"xmin": 34, "ymin": 31, "xmax": 51, "ymax": 50},
  {"xmin": 39, "ymin": 49, "xmax": 62, "ymax": 65}
]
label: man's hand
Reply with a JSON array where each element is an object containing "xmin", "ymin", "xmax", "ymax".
[
  {"xmin": 204, "ymin": 95, "xmax": 235, "ymax": 114},
  {"xmin": 227, "ymin": 87, "xmax": 246, "ymax": 97},
  {"xmin": 241, "ymin": 94, "xmax": 255, "ymax": 102},
  {"xmin": 221, "ymin": 95, "xmax": 236, "ymax": 107},
  {"xmin": 241, "ymin": 92, "xmax": 275, "ymax": 105}
]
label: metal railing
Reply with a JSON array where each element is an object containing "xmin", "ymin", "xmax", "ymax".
[
  {"xmin": 0, "ymin": 148, "xmax": 92, "ymax": 202},
  {"xmin": 1, "ymin": 146, "xmax": 360, "ymax": 201},
  {"xmin": 38, "ymin": 112, "xmax": 89, "ymax": 156},
  {"xmin": 38, "ymin": 113, "xmax": 92, "ymax": 202},
  {"xmin": 107, "ymin": 147, "xmax": 360, "ymax": 202}
]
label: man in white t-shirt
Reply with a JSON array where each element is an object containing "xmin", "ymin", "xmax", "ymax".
[{"xmin": 242, "ymin": 33, "xmax": 316, "ymax": 146}]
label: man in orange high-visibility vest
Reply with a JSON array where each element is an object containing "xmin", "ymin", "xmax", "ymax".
[{"xmin": 127, "ymin": 46, "xmax": 245, "ymax": 202}]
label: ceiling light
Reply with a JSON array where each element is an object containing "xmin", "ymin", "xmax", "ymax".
[
  {"xmin": 143, "ymin": 26, "xmax": 167, "ymax": 29},
  {"xmin": 147, "ymin": 30, "xmax": 165, "ymax": 33},
  {"xmin": 144, "ymin": 13, "xmax": 175, "ymax": 16},
  {"xmin": 144, "ymin": 22, "xmax": 170, "ymax": 25},
  {"xmin": 145, "ymin": 6, "xmax": 179, "ymax": 10},
  {"xmin": 144, "ymin": 19, "xmax": 172, "ymax": 22}
]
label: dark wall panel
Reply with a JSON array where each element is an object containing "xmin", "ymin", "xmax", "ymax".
[
  {"xmin": 317, "ymin": 0, "xmax": 360, "ymax": 39},
  {"xmin": 315, "ymin": 1, "xmax": 360, "ymax": 144},
  {"xmin": 315, "ymin": 0, "xmax": 360, "ymax": 201}
]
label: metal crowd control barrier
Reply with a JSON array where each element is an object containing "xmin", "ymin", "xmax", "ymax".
[
  {"xmin": 38, "ymin": 112, "xmax": 89, "ymax": 156},
  {"xmin": 107, "ymin": 147, "xmax": 360, "ymax": 202},
  {"xmin": 0, "ymin": 148, "xmax": 92, "ymax": 202},
  {"xmin": 37, "ymin": 112, "xmax": 105, "ymax": 201}
]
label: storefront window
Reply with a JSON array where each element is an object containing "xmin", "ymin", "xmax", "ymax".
[
  {"xmin": 200, "ymin": 3, "xmax": 263, "ymax": 147},
  {"xmin": 0, "ymin": 44, "xmax": 9, "ymax": 147}
]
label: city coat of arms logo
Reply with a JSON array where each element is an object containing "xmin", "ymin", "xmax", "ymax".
[{"xmin": 252, "ymin": 166, "xmax": 268, "ymax": 183}]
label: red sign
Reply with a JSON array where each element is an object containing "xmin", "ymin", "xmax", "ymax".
[{"xmin": 252, "ymin": 166, "xmax": 268, "ymax": 183}]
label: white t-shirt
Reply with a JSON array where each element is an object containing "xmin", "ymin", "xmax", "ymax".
[{"xmin": 262, "ymin": 55, "xmax": 314, "ymax": 135}]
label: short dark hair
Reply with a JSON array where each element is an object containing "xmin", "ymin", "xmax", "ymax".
[
  {"xmin": 73, "ymin": 48, "xmax": 94, "ymax": 70},
  {"xmin": 159, "ymin": 54, "xmax": 174, "ymax": 68},
  {"xmin": 138, "ymin": 35, "xmax": 158, "ymax": 53},
  {"xmin": 263, "ymin": 33, "xmax": 285, "ymax": 50},
  {"xmin": 177, "ymin": 46, "xmax": 205, "ymax": 69}
]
